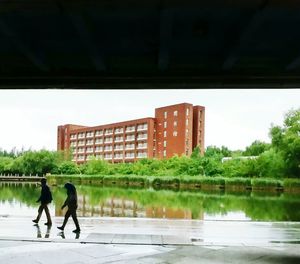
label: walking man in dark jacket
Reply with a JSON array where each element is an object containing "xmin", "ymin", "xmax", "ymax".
[{"xmin": 32, "ymin": 178, "xmax": 53, "ymax": 226}]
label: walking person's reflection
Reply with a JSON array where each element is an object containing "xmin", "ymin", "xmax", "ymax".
[
  {"xmin": 45, "ymin": 225, "xmax": 51, "ymax": 238},
  {"xmin": 35, "ymin": 224, "xmax": 42, "ymax": 238},
  {"xmin": 58, "ymin": 231, "xmax": 80, "ymax": 239},
  {"xmin": 57, "ymin": 183, "xmax": 81, "ymax": 233},
  {"xmin": 34, "ymin": 224, "xmax": 52, "ymax": 238},
  {"xmin": 58, "ymin": 231, "xmax": 65, "ymax": 239}
]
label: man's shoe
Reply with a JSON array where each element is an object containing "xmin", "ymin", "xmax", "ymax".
[
  {"xmin": 57, "ymin": 226, "xmax": 64, "ymax": 231},
  {"xmin": 45, "ymin": 222, "xmax": 52, "ymax": 226},
  {"xmin": 32, "ymin": 219, "xmax": 38, "ymax": 223},
  {"xmin": 72, "ymin": 229, "xmax": 81, "ymax": 233}
]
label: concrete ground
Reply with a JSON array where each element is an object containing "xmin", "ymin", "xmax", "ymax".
[{"xmin": 0, "ymin": 216, "xmax": 300, "ymax": 263}]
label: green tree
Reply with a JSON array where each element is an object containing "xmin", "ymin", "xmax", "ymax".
[
  {"xmin": 0, "ymin": 157, "xmax": 14, "ymax": 174},
  {"xmin": 243, "ymin": 140, "xmax": 271, "ymax": 156},
  {"xmin": 204, "ymin": 145, "xmax": 232, "ymax": 159},
  {"xmin": 56, "ymin": 161, "xmax": 80, "ymax": 175},
  {"xmin": 256, "ymin": 149, "xmax": 285, "ymax": 178},
  {"xmin": 270, "ymin": 108, "xmax": 300, "ymax": 177},
  {"xmin": 204, "ymin": 146, "xmax": 223, "ymax": 160},
  {"xmin": 83, "ymin": 159, "xmax": 111, "ymax": 175},
  {"xmin": 114, "ymin": 162, "xmax": 134, "ymax": 175},
  {"xmin": 18, "ymin": 150, "xmax": 58, "ymax": 176},
  {"xmin": 191, "ymin": 146, "xmax": 201, "ymax": 159}
]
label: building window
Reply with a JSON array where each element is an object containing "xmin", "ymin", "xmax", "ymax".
[
  {"xmin": 174, "ymin": 121, "xmax": 177, "ymax": 127},
  {"xmin": 174, "ymin": 110, "xmax": 178, "ymax": 116},
  {"xmin": 163, "ymin": 150, "xmax": 166, "ymax": 157},
  {"xmin": 173, "ymin": 131, "xmax": 177, "ymax": 137},
  {"xmin": 186, "ymin": 108, "xmax": 189, "ymax": 116},
  {"xmin": 186, "ymin": 129, "xmax": 189, "ymax": 136},
  {"xmin": 164, "ymin": 121, "xmax": 167, "ymax": 128},
  {"xmin": 186, "ymin": 119, "xmax": 189, "ymax": 126},
  {"xmin": 164, "ymin": 111, "xmax": 167, "ymax": 119},
  {"xmin": 164, "ymin": 131, "xmax": 167, "ymax": 137},
  {"xmin": 163, "ymin": 140, "xmax": 167, "ymax": 147}
]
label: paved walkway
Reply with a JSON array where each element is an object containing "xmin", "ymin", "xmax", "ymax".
[{"xmin": 0, "ymin": 217, "xmax": 300, "ymax": 263}]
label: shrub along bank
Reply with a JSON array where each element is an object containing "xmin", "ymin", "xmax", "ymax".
[{"xmin": 47, "ymin": 174, "xmax": 300, "ymax": 193}]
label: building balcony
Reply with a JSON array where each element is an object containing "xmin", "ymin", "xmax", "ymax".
[
  {"xmin": 137, "ymin": 136, "xmax": 147, "ymax": 141},
  {"xmin": 78, "ymin": 135, "xmax": 85, "ymax": 139},
  {"xmin": 95, "ymin": 149, "xmax": 103, "ymax": 152},
  {"xmin": 95, "ymin": 140, "xmax": 103, "ymax": 144},
  {"xmin": 114, "ymin": 138, "xmax": 123, "ymax": 143},
  {"xmin": 86, "ymin": 149, "xmax": 94, "ymax": 153},
  {"xmin": 95, "ymin": 132, "xmax": 103, "ymax": 137},
  {"xmin": 125, "ymin": 138, "xmax": 135, "ymax": 142},
  {"xmin": 125, "ymin": 147, "xmax": 135, "ymax": 150},
  {"xmin": 77, "ymin": 143, "xmax": 85, "ymax": 146},
  {"xmin": 104, "ymin": 157, "xmax": 112, "ymax": 160},
  {"xmin": 86, "ymin": 133, "xmax": 94, "ymax": 138},
  {"xmin": 104, "ymin": 131, "xmax": 113, "ymax": 136},
  {"xmin": 137, "ymin": 126, "xmax": 148, "ymax": 131},
  {"xmin": 125, "ymin": 128, "xmax": 135, "ymax": 133},
  {"xmin": 137, "ymin": 145, "xmax": 147, "ymax": 149},
  {"xmin": 114, "ymin": 129, "xmax": 124, "ymax": 134},
  {"xmin": 114, "ymin": 148, "xmax": 124, "ymax": 151},
  {"xmin": 86, "ymin": 142, "xmax": 94, "ymax": 146},
  {"xmin": 104, "ymin": 140, "xmax": 113, "ymax": 144},
  {"xmin": 104, "ymin": 149, "xmax": 112, "ymax": 152},
  {"xmin": 137, "ymin": 154, "xmax": 147, "ymax": 158},
  {"xmin": 125, "ymin": 156, "xmax": 135, "ymax": 159},
  {"xmin": 114, "ymin": 156, "xmax": 124, "ymax": 160}
]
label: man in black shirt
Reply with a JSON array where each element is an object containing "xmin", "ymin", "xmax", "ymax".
[{"xmin": 32, "ymin": 178, "xmax": 53, "ymax": 226}]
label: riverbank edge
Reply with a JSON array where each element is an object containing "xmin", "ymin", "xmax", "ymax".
[{"xmin": 45, "ymin": 175, "xmax": 300, "ymax": 194}]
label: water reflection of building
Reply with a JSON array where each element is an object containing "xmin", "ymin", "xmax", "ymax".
[
  {"xmin": 55, "ymin": 195, "xmax": 146, "ymax": 218},
  {"xmin": 55, "ymin": 194, "xmax": 203, "ymax": 220},
  {"xmin": 146, "ymin": 207, "xmax": 192, "ymax": 219}
]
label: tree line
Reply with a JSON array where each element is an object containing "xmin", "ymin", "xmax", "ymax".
[{"xmin": 0, "ymin": 108, "xmax": 299, "ymax": 178}]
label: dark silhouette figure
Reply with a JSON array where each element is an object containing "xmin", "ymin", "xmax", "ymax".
[
  {"xmin": 32, "ymin": 178, "xmax": 52, "ymax": 226},
  {"xmin": 57, "ymin": 182, "xmax": 80, "ymax": 233}
]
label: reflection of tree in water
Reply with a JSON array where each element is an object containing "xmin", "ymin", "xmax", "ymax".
[
  {"xmin": 2, "ymin": 183, "xmax": 300, "ymax": 221},
  {"xmin": 0, "ymin": 182, "xmax": 40, "ymax": 206},
  {"xmin": 73, "ymin": 185, "xmax": 300, "ymax": 221}
]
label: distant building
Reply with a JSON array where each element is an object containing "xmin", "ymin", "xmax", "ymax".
[{"xmin": 57, "ymin": 103, "xmax": 205, "ymax": 163}]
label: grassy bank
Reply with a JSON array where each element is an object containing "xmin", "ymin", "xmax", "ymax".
[{"xmin": 47, "ymin": 174, "xmax": 300, "ymax": 193}]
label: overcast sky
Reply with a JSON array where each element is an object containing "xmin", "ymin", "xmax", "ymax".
[{"xmin": 0, "ymin": 89, "xmax": 299, "ymax": 152}]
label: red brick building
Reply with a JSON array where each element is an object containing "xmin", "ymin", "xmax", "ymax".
[{"xmin": 57, "ymin": 103, "xmax": 205, "ymax": 163}]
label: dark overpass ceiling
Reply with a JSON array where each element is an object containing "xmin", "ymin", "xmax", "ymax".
[{"xmin": 0, "ymin": 0, "xmax": 300, "ymax": 88}]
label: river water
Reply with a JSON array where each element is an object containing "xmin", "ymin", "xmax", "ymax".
[{"xmin": 1, "ymin": 182, "xmax": 300, "ymax": 221}]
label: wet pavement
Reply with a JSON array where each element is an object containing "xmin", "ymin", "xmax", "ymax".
[{"xmin": 0, "ymin": 216, "xmax": 300, "ymax": 263}]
